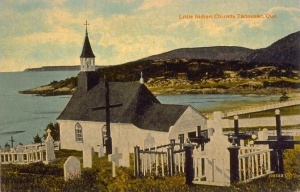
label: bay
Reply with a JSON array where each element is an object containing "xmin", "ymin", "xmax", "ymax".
[
  {"xmin": 0, "ymin": 71, "xmax": 78, "ymax": 147},
  {"xmin": 0, "ymin": 71, "xmax": 280, "ymax": 147}
]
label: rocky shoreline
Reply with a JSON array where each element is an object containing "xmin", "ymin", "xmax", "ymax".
[{"xmin": 19, "ymin": 83, "xmax": 300, "ymax": 96}]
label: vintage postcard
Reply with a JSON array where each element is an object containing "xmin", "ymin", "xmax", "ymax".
[{"xmin": 0, "ymin": 0, "xmax": 299, "ymax": 191}]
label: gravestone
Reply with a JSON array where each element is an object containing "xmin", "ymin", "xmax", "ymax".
[
  {"xmin": 144, "ymin": 134, "xmax": 155, "ymax": 149},
  {"xmin": 16, "ymin": 145, "xmax": 24, "ymax": 163},
  {"xmin": 144, "ymin": 134, "xmax": 156, "ymax": 165},
  {"xmin": 108, "ymin": 147, "xmax": 123, "ymax": 177},
  {"xmin": 98, "ymin": 144, "xmax": 105, "ymax": 157},
  {"xmin": 254, "ymin": 110, "xmax": 300, "ymax": 176},
  {"xmin": 258, "ymin": 128, "xmax": 269, "ymax": 141},
  {"xmin": 83, "ymin": 144, "xmax": 92, "ymax": 168},
  {"xmin": 64, "ymin": 156, "xmax": 81, "ymax": 181},
  {"xmin": 44, "ymin": 129, "xmax": 56, "ymax": 164}
]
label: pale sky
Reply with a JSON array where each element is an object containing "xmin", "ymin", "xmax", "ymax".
[{"xmin": 0, "ymin": 0, "xmax": 299, "ymax": 72}]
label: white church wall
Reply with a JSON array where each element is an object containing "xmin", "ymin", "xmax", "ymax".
[
  {"xmin": 111, "ymin": 123, "xmax": 169, "ymax": 153},
  {"xmin": 58, "ymin": 120, "xmax": 104, "ymax": 151},
  {"xmin": 169, "ymin": 106, "xmax": 207, "ymax": 142},
  {"xmin": 58, "ymin": 120, "xmax": 169, "ymax": 152}
]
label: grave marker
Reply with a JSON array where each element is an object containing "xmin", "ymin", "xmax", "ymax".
[
  {"xmin": 98, "ymin": 144, "xmax": 105, "ymax": 157},
  {"xmin": 254, "ymin": 109, "xmax": 300, "ymax": 176},
  {"xmin": 108, "ymin": 147, "xmax": 122, "ymax": 177},
  {"xmin": 64, "ymin": 156, "xmax": 81, "ymax": 181},
  {"xmin": 44, "ymin": 129, "xmax": 55, "ymax": 164},
  {"xmin": 83, "ymin": 144, "xmax": 92, "ymax": 168},
  {"xmin": 16, "ymin": 145, "xmax": 24, "ymax": 163}
]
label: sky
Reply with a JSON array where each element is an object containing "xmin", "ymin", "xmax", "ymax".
[{"xmin": 0, "ymin": 0, "xmax": 299, "ymax": 72}]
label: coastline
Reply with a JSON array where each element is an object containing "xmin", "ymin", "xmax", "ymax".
[{"xmin": 19, "ymin": 83, "xmax": 300, "ymax": 97}]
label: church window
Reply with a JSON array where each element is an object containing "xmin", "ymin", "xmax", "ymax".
[
  {"xmin": 178, "ymin": 134, "xmax": 184, "ymax": 144},
  {"xmin": 75, "ymin": 123, "xmax": 83, "ymax": 142},
  {"xmin": 102, "ymin": 125, "xmax": 107, "ymax": 146}
]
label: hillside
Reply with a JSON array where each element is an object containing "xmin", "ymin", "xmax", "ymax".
[
  {"xmin": 142, "ymin": 46, "xmax": 253, "ymax": 61},
  {"xmin": 19, "ymin": 31, "xmax": 300, "ymax": 96},
  {"xmin": 143, "ymin": 31, "xmax": 300, "ymax": 66},
  {"xmin": 243, "ymin": 31, "xmax": 300, "ymax": 66}
]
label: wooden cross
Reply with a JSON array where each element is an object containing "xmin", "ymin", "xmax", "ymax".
[
  {"xmin": 227, "ymin": 115, "xmax": 252, "ymax": 146},
  {"xmin": 108, "ymin": 147, "xmax": 123, "ymax": 177},
  {"xmin": 189, "ymin": 126, "xmax": 210, "ymax": 149},
  {"xmin": 92, "ymin": 80, "xmax": 122, "ymax": 155},
  {"xmin": 254, "ymin": 109, "xmax": 300, "ymax": 176}
]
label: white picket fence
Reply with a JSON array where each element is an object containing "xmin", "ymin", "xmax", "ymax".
[
  {"xmin": 225, "ymin": 99, "xmax": 300, "ymax": 117},
  {"xmin": 0, "ymin": 144, "xmax": 46, "ymax": 164},
  {"xmin": 238, "ymin": 146, "xmax": 273, "ymax": 182},
  {"xmin": 0, "ymin": 140, "xmax": 58, "ymax": 165},
  {"xmin": 192, "ymin": 146, "xmax": 273, "ymax": 185},
  {"xmin": 135, "ymin": 142, "xmax": 185, "ymax": 177}
]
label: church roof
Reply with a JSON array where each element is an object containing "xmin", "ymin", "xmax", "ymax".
[
  {"xmin": 80, "ymin": 32, "xmax": 95, "ymax": 58},
  {"xmin": 57, "ymin": 82, "xmax": 189, "ymax": 132}
]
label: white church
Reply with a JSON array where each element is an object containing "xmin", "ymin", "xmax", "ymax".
[{"xmin": 57, "ymin": 25, "xmax": 208, "ymax": 152}]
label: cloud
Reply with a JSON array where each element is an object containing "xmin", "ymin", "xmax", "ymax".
[{"xmin": 137, "ymin": 0, "xmax": 172, "ymax": 10}]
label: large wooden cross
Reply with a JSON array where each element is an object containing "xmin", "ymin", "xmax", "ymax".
[
  {"xmin": 227, "ymin": 115, "xmax": 252, "ymax": 146},
  {"xmin": 92, "ymin": 80, "xmax": 122, "ymax": 155},
  {"xmin": 254, "ymin": 109, "xmax": 300, "ymax": 176}
]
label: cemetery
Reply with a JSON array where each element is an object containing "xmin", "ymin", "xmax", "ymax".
[
  {"xmin": 1, "ymin": 23, "xmax": 299, "ymax": 191},
  {"xmin": 1, "ymin": 109, "xmax": 300, "ymax": 191}
]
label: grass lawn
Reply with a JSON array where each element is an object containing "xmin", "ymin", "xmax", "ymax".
[{"xmin": 1, "ymin": 148, "xmax": 300, "ymax": 191}]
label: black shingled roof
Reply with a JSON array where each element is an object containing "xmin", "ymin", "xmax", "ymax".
[
  {"xmin": 57, "ymin": 82, "xmax": 189, "ymax": 132},
  {"xmin": 80, "ymin": 33, "xmax": 95, "ymax": 58}
]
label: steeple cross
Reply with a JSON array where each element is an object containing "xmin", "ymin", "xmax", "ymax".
[{"xmin": 84, "ymin": 21, "xmax": 89, "ymax": 33}]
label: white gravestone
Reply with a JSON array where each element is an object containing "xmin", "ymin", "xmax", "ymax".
[
  {"xmin": 83, "ymin": 144, "xmax": 92, "ymax": 168},
  {"xmin": 64, "ymin": 156, "xmax": 81, "ymax": 181},
  {"xmin": 144, "ymin": 133, "xmax": 155, "ymax": 149},
  {"xmin": 108, "ymin": 147, "xmax": 123, "ymax": 177},
  {"xmin": 258, "ymin": 128, "xmax": 269, "ymax": 141},
  {"xmin": 44, "ymin": 129, "xmax": 55, "ymax": 164},
  {"xmin": 98, "ymin": 144, "xmax": 105, "ymax": 158},
  {"xmin": 257, "ymin": 128, "xmax": 269, "ymax": 149},
  {"xmin": 16, "ymin": 145, "xmax": 24, "ymax": 163},
  {"xmin": 144, "ymin": 133, "xmax": 156, "ymax": 164},
  {"xmin": 203, "ymin": 111, "xmax": 232, "ymax": 186}
]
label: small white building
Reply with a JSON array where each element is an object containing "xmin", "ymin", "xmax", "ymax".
[{"xmin": 57, "ymin": 26, "xmax": 207, "ymax": 152}]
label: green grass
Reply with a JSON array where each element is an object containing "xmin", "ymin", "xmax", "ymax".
[{"xmin": 2, "ymin": 149, "xmax": 300, "ymax": 191}]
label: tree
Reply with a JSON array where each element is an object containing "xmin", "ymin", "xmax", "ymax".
[
  {"xmin": 43, "ymin": 122, "xmax": 60, "ymax": 141},
  {"xmin": 33, "ymin": 134, "xmax": 42, "ymax": 143}
]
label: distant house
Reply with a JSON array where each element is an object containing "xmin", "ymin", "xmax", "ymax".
[{"xmin": 57, "ymin": 27, "xmax": 207, "ymax": 152}]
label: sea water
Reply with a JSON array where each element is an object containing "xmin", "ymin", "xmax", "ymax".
[
  {"xmin": 0, "ymin": 71, "xmax": 280, "ymax": 147},
  {"xmin": 0, "ymin": 71, "xmax": 78, "ymax": 147}
]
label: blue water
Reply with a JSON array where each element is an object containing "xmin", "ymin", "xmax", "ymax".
[
  {"xmin": 157, "ymin": 94, "xmax": 280, "ymax": 111},
  {"xmin": 0, "ymin": 71, "xmax": 78, "ymax": 147},
  {"xmin": 0, "ymin": 71, "xmax": 280, "ymax": 147}
]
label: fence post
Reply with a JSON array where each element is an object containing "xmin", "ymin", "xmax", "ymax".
[
  {"xmin": 227, "ymin": 145, "xmax": 240, "ymax": 184},
  {"xmin": 184, "ymin": 144, "xmax": 194, "ymax": 185},
  {"xmin": 134, "ymin": 146, "xmax": 140, "ymax": 177},
  {"xmin": 167, "ymin": 144, "xmax": 175, "ymax": 176}
]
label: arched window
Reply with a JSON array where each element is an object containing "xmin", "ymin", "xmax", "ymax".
[
  {"xmin": 102, "ymin": 125, "xmax": 107, "ymax": 146},
  {"xmin": 75, "ymin": 123, "xmax": 83, "ymax": 142}
]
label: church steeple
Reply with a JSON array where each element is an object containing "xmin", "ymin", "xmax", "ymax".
[
  {"xmin": 78, "ymin": 21, "xmax": 99, "ymax": 92},
  {"xmin": 80, "ymin": 21, "xmax": 95, "ymax": 71}
]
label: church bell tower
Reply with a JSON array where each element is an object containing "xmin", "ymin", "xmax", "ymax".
[{"xmin": 78, "ymin": 21, "xmax": 99, "ymax": 92}]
